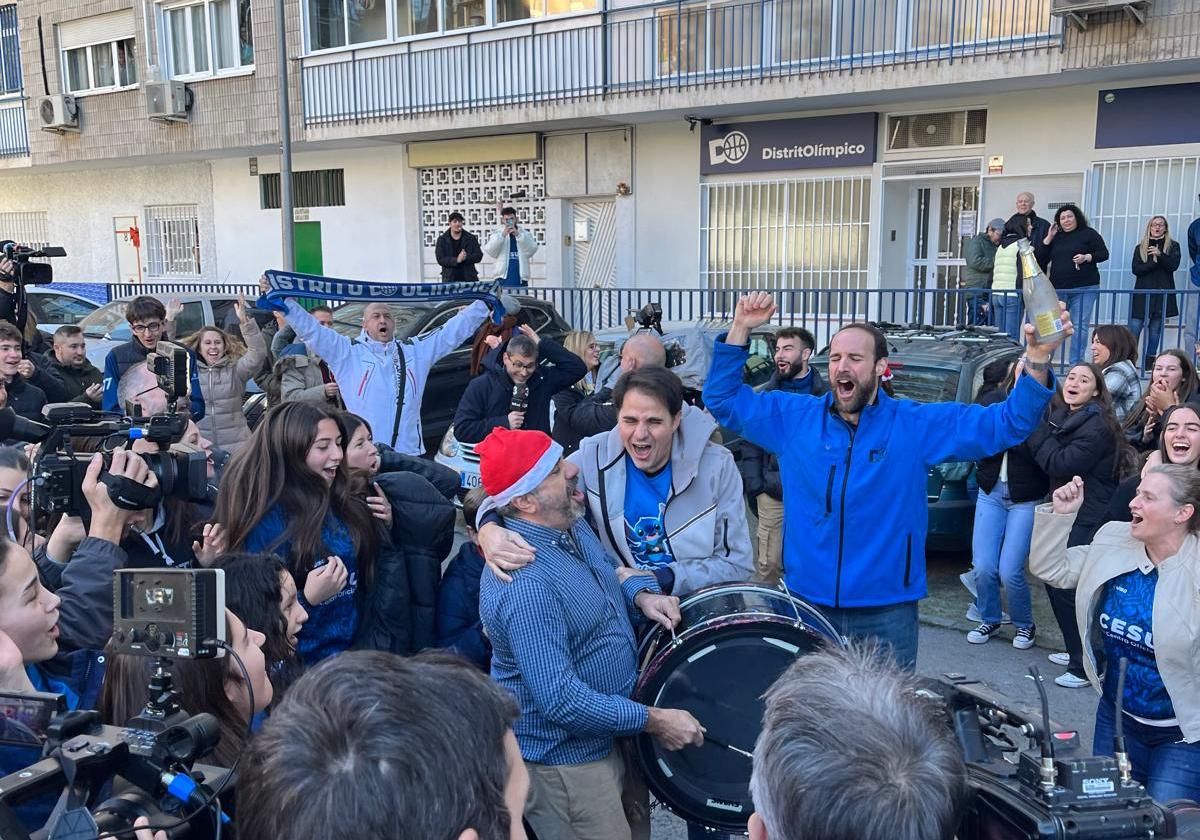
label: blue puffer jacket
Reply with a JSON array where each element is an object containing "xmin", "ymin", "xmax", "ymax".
[
  {"xmin": 436, "ymin": 542, "xmax": 491, "ymax": 670},
  {"xmin": 703, "ymin": 338, "xmax": 1054, "ymax": 608}
]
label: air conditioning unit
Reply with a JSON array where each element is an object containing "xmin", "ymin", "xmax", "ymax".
[
  {"xmin": 38, "ymin": 94, "xmax": 79, "ymax": 133},
  {"xmin": 1050, "ymin": 0, "xmax": 1150, "ymax": 29},
  {"xmin": 145, "ymin": 80, "xmax": 190, "ymax": 122},
  {"xmin": 908, "ymin": 112, "xmax": 958, "ymax": 148}
]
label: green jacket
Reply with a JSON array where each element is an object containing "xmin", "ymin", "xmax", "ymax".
[{"xmin": 962, "ymin": 233, "xmax": 998, "ymax": 289}]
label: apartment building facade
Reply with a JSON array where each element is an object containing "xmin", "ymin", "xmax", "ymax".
[{"xmin": 0, "ymin": 0, "xmax": 1195, "ymax": 309}]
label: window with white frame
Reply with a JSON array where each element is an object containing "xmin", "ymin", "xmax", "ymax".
[
  {"xmin": 306, "ymin": 0, "xmax": 595, "ymax": 50},
  {"xmin": 59, "ymin": 12, "xmax": 139, "ymax": 94},
  {"xmin": 0, "ymin": 5, "xmax": 21, "ymax": 96},
  {"xmin": 159, "ymin": 0, "xmax": 253, "ymax": 78},
  {"xmin": 144, "ymin": 205, "xmax": 201, "ymax": 278}
]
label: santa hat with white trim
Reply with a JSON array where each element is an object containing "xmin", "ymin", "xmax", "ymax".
[{"xmin": 475, "ymin": 427, "xmax": 564, "ymax": 514}]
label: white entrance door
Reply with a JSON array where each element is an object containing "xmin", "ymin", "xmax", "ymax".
[
  {"xmin": 568, "ymin": 199, "xmax": 619, "ymax": 329},
  {"xmin": 908, "ymin": 182, "xmax": 980, "ymax": 325}
]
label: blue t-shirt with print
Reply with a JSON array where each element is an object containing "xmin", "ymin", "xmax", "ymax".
[
  {"xmin": 1099, "ymin": 568, "xmax": 1174, "ymax": 722},
  {"xmin": 245, "ymin": 506, "xmax": 359, "ymax": 666},
  {"xmin": 503, "ymin": 234, "xmax": 522, "ymax": 287},
  {"xmin": 624, "ymin": 456, "xmax": 675, "ymax": 572}
]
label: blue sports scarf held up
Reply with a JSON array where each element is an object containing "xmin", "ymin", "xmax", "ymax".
[{"xmin": 257, "ymin": 269, "xmax": 508, "ymax": 325}]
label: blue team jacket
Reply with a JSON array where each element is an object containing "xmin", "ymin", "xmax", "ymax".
[{"xmin": 702, "ymin": 338, "xmax": 1053, "ymax": 608}]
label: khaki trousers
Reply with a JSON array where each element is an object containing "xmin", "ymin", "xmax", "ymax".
[
  {"xmin": 755, "ymin": 493, "xmax": 784, "ymax": 584},
  {"xmin": 524, "ymin": 747, "xmax": 649, "ymax": 840}
]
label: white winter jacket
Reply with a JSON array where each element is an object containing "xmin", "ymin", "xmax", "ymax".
[
  {"xmin": 483, "ymin": 227, "xmax": 538, "ymax": 283},
  {"xmin": 283, "ymin": 298, "xmax": 489, "ymax": 455}
]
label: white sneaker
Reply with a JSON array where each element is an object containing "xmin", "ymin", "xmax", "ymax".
[
  {"xmin": 967, "ymin": 623, "xmax": 1002, "ymax": 644},
  {"xmin": 959, "ymin": 571, "xmax": 978, "ymax": 598},
  {"xmin": 1012, "ymin": 626, "xmax": 1036, "ymax": 650},
  {"xmin": 965, "ymin": 603, "xmax": 1012, "ymax": 624},
  {"xmin": 1047, "ymin": 652, "xmax": 1070, "ymax": 667},
  {"xmin": 1054, "ymin": 672, "xmax": 1090, "ymax": 689}
]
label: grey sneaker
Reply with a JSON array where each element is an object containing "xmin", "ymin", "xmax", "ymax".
[
  {"xmin": 1047, "ymin": 652, "xmax": 1070, "ymax": 667},
  {"xmin": 967, "ymin": 623, "xmax": 1002, "ymax": 644},
  {"xmin": 965, "ymin": 603, "xmax": 1012, "ymax": 624},
  {"xmin": 1013, "ymin": 626, "xmax": 1036, "ymax": 650},
  {"xmin": 959, "ymin": 571, "xmax": 978, "ymax": 598}
]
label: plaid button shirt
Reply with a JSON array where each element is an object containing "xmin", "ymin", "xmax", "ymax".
[{"xmin": 480, "ymin": 515, "xmax": 660, "ymax": 765}]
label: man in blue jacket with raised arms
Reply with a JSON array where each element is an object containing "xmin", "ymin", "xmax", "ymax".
[{"xmin": 702, "ymin": 292, "xmax": 1072, "ymax": 669}]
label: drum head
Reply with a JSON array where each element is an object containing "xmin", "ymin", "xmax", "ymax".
[{"xmin": 633, "ymin": 618, "xmax": 831, "ymax": 833}]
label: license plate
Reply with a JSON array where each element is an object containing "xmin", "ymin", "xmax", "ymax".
[{"xmin": 460, "ymin": 472, "xmax": 482, "ymax": 489}]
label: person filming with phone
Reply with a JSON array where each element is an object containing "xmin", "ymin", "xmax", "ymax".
[{"xmin": 484, "ymin": 204, "xmax": 539, "ymax": 288}]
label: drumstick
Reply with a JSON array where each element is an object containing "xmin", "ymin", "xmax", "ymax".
[{"xmin": 703, "ymin": 734, "xmax": 753, "ymax": 759}]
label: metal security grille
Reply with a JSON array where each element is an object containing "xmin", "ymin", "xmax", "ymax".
[
  {"xmin": 0, "ymin": 211, "xmax": 48, "ymax": 248},
  {"xmin": 144, "ymin": 205, "xmax": 201, "ymax": 278},
  {"xmin": 1087, "ymin": 156, "xmax": 1200, "ymax": 320},
  {"xmin": 260, "ymin": 169, "xmax": 346, "ymax": 209},
  {"xmin": 886, "ymin": 109, "xmax": 987, "ymax": 150},
  {"xmin": 0, "ymin": 5, "xmax": 20, "ymax": 95},
  {"xmin": 701, "ymin": 177, "xmax": 871, "ymax": 296},
  {"xmin": 418, "ymin": 161, "xmax": 546, "ymax": 281}
]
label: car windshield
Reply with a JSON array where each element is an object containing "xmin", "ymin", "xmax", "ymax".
[
  {"xmin": 328, "ymin": 303, "xmax": 431, "ymax": 339},
  {"xmin": 78, "ymin": 301, "xmax": 134, "ymax": 338}
]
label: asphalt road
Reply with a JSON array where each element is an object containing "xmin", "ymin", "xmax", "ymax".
[{"xmin": 647, "ymin": 622, "xmax": 1102, "ymax": 839}]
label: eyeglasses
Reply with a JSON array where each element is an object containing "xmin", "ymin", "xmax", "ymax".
[
  {"xmin": 508, "ymin": 360, "xmax": 538, "ymax": 373},
  {"xmin": 131, "ymin": 322, "xmax": 163, "ymax": 334}
]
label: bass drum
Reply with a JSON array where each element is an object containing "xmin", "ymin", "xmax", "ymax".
[{"xmin": 632, "ymin": 583, "xmax": 843, "ymax": 834}]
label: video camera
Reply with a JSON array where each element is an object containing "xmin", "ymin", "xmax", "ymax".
[
  {"xmin": 925, "ymin": 666, "xmax": 1200, "ymax": 839},
  {"xmin": 0, "ymin": 568, "xmax": 232, "ymax": 840},
  {"xmin": 0, "ymin": 242, "xmax": 66, "ymax": 287},
  {"xmin": 632, "ymin": 303, "xmax": 687, "ymax": 368}
]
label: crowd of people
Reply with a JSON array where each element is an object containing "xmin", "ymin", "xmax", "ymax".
[{"xmin": 0, "ymin": 193, "xmax": 1194, "ymax": 840}]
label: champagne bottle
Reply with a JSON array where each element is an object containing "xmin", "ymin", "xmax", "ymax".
[{"xmin": 1018, "ymin": 239, "xmax": 1065, "ymax": 346}]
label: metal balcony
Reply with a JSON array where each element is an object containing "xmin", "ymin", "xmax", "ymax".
[
  {"xmin": 0, "ymin": 98, "xmax": 27, "ymax": 157},
  {"xmin": 301, "ymin": 0, "xmax": 1062, "ymax": 126}
]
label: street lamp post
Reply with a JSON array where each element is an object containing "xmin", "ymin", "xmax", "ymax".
[{"xmin": 276, "ymin": 0, "xmax": 295, "ymax": 271}]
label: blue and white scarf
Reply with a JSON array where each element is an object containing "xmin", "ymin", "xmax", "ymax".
[{"xmin": 256, "ymin": 269, "xmax": 508, "ymax": 325}]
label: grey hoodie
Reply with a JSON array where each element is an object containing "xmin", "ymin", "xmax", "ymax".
[{"xmin": 570, "ymin": 404, "xmax": 753, "ymax": 595}]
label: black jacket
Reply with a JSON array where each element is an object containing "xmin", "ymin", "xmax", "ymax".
[
  {"xmin": 739, "ymin": 367, "xmax": 828, "ymax": 500},
  {"xmin": 1027, "ymin": 402, "xmax": 1119, "ymax": 546},
  {"xmin": 974, "ymin": 389, "xmax": 1049, "ymax": 503},
  {"xmin": 453, "ymin": 338, "xmax": 587, "ymax": 444},
  {"xmin": 42, "ymin": 350, "xmax": 102, "ymax": 404},
  {"xmin": 1130, "ymin": 238, "xmax": 1181, "ymax": 320},
  {"xmin": 1105, "ymin": 474, "xmax": 1137, "ymax": 525},
  {"xmin": 4, "ymin": 375, "xmax": 45, "ymax": 422},
  {"xmin": 435, "ymin": 542, "xmax": 491, "ymax": 670},
  {"xmin": 435, "ymin": 230, "xmax": 483, "ymax": 282},
  {"xmin": 354, "ymin": 470, "xmax": 457, "ymax": 655},
  {"xmin": 1023, "ymin": 211, "xmax": 1051, "ymax": 253},
  {"xmin": 552, "ymin": 383, "xmax": 618, "ymax": 455},
  {"xmin": 1033, "ymin": 226, "xmax": 1110, "ymax": 290},
  {"xmin": 376, "ymin": 444, "xmax": 460, "ymax": 500}
]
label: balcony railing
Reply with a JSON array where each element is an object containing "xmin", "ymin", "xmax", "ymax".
[
  {"xmin": 0, "ymin": 98, "xmax": 27, "ymax": 157},
  {"xmin": 301, "ymin": 0, "xmax": 1061, "ymax": 125}
]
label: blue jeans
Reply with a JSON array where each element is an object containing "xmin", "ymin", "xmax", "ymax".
[
  {"xmin": 963, "ymin": 289, "xmax": 990, "ymax": 326},
  {"xmin": 1057, "ymin": 286, "xmax": 1100, "ymax": 364},
  {"xmin": 817, "ymin": 601, "xmax": 919, "ymax": 671},
  {"xmin": 991, "ymin": 291, "xmax": 1023, "ymax": 342},
  {"xmin": 1094, "ymin": 699, "xmax": 1200, "ymax": 803},
  {"xmin": 1128, "ymin": 315, "xmax": 1164, "ymax": 369},
  {"xmin": 970, "ymin": 481, "xmax": 1036, "ymax": 629}
]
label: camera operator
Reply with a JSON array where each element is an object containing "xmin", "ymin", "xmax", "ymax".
[
  {"xmin": 748, "ymin": 644, "xmax": 967, "ymax": 840},
  {"xmin": 238, "ymin": 650, "xmax": 529, "ymax": 840},
  {"xmin": 0, "ymin": 251, "xmax": 27, "ymax": 335}
]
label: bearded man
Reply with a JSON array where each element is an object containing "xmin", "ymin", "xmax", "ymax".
[{"xmin": 701, "ymin": 293, "xmax": 1072, "ymax": 669}]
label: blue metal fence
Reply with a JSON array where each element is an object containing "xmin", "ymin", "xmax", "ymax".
[
  {"xmin": 0, "ymin": 98, "xmax": 27, "ymax": 157},
  {"xmin": 99, "ymin": 281, "xmax": 1198, "ymax": 372},
  {"xmin": 301, "ymin": 0, "xmax": 1061, "ymax": 124}
]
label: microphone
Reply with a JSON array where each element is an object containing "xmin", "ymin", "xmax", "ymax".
[
  {"xmin": 510, "ymin": 384, "xmax": 529, "ymax": 413},
  {"xmin": 0, "ymin": 407, "xmax": 50, "ymax": 443}
]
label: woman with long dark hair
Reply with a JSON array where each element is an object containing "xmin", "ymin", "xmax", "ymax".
[
  {"xmin": 1034, "ymin": 204, "xmax": 1110, "ymax": 364},
  {"xmin": 1027, "ymin": 362, "xmax": 1127, "ymax": 688},
  {"xmin": 1123, "ymin": 349, "xmax": 1198, "ymax": 453},
  {"xmin": 99, "ymin": 609, "xmax": 273, "ymax": 768},
  {"xmin": 1091, "ymin": 325, "xmax": 1141, "ymax": 423},
  {"xmin": 215, "ymin": 402, "xmax": 378, "ymax": 665},
  {"xmin": 1106, "ymin": 403, "xmax": 1200, "ymax": 523},
  {"xmin": 211, "ymin": 552, "xmax": 308, "ymax": 698},
  {"xmin": 1129, "ymin": 216, "xmax": 1182, "ymax": 372}
]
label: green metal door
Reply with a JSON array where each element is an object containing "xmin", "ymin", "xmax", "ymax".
[{"xmin": 294, "ymin": 222, "xmax": 323, "ymax": 275}]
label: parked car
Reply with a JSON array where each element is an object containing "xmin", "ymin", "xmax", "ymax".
[
  {"xmin": 27, "ymin": 288, "xmax": 100, "ymax": 334},
  {"xmin": 435, "ymin": 321, "xmax": 779, "ymax": 496},
  {"xmin": 810, "ymin": 324, "xmax": 1023, "ymax": 553},
  {"xmin": 78, "ymin": 294, "xmax": 244, "ymax": 369}
]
